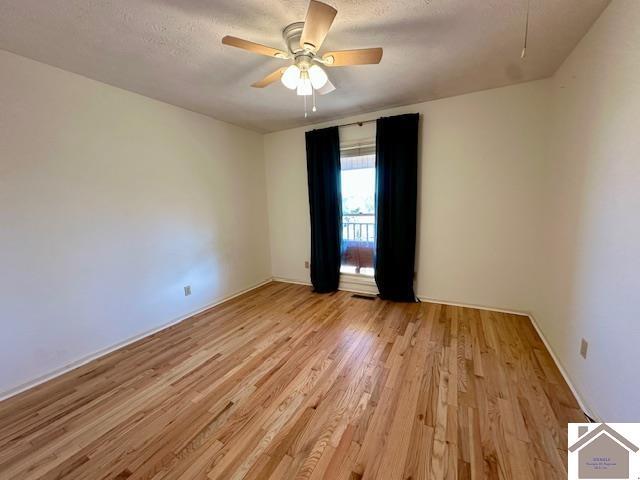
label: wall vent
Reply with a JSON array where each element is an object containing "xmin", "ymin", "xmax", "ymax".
[{"xmin": 352, "ymin": 293, "xmax": 376, "ymax": 301}]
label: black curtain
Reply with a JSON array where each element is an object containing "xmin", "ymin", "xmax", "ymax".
[
  {"xmin": 374, "ymin": 113, "xmax": 420, "ymax": 302},
  {"xmin": 306, "ymin": 127, "xmax": 342, "ymax": 293}
]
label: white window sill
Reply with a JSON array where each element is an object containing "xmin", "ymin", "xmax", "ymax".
[
  {"xmin": 339, "ymin": 272, "xmax": 379, "ymax": 295},
  {"xmin": 340, "ymin": 272, "xmax": 375, "ymax": 285}
]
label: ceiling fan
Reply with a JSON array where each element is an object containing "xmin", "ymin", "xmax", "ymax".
[{"xmin": 222, "ymin": 0, "xmax": 383, "ymax": 116}]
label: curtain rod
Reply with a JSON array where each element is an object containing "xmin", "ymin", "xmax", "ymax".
[{"xmin": 338, "ymin": 119, "xmax": 377, "ymax": 128}]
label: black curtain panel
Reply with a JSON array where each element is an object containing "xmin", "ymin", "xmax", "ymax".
[
  {"xmin": 305, "ymin": 126, "xmax": 342, "ymax": 293},
  {"xmin": 374, "ymin": 113, "xmax": 420, "ymax": 302}
]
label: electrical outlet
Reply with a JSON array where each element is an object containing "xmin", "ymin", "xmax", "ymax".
[
  {"xmin": 304, "ymin": 261, "xmax": 310, "ymax": 269},
  {"xmin": 580, "ymin": 338, "xmax": 588, "ymax": 359},
  {"xmin": 184, "ymin": 285, "xmax": 191, "ymax": 297}
]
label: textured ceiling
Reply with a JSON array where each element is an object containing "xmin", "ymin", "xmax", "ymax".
[{"xmin": 0, "ymin": 0, "xmax": 609, "ymax": 132}]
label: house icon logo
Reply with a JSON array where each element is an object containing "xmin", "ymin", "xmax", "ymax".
[{"xmin": 568, "ymin": 423, "xmax": 640, "ymax": 479}]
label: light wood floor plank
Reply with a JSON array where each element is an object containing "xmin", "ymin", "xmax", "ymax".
[{"xmin": 0, "ymin": 281, "xmax": 585, "ymax": 479}]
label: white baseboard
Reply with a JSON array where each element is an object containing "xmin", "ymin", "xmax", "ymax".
[
  {"xmin": 272, "ymin": 275, "xmax": 379, "ymax": 296},
  {"xmin": 418, "ymin": 294, "xmax": 599, "ymax": 421},
  {"xmin": 416, "ymin": 295, "xmax": 530, "ymax": 316},
  {"xmin": 0, "ymin": 278, "xmax": 273, "ymax": 403},
  {"xmin": 527, "ymin": 313, "xmax": 600, "ymax": 422},
  {"xmin": 274, "ymin": 278, "xmax": 597, "ymax": 421},
  {"xmin": 6, "ymin": 275, "xmax": 596, "ymax": 424},
  {"xmin": 418, "ymin": 294, "xmax": 598, "ymax": 421},
  {"xmin": 272, "ymin": 276, "xmax": 312, "ymax": 287}
]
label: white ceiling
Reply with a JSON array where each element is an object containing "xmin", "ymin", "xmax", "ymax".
[{"xmin": 0, "ymin": 0, "xmax": 609, "ymax": 132}]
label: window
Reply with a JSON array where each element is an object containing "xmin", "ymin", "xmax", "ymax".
[{"xmin": 340, "ymin": 145, "xmax": 376, "ymax": 276}]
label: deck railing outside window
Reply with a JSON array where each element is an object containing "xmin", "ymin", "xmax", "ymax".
[
  {"xmin": 341, "ymin": 214, "xmax": 375, "ymax": 274},
  {"xmin": 342, "ymin": 214, "xmax": 375, "ymax": 243},
  {"xmin": 340, "ymin": 150, "xmax": 376, "ymax": 275}
]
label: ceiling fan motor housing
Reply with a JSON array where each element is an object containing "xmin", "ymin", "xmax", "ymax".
[
  {"xmin": 221, "ymin": 1, "xmax": 382, "ymax": 94},
  {"xmin": 283, "ymin": 22, "xmax": 306, "ymax": 54}
]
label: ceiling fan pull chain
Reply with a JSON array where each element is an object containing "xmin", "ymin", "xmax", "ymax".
[
  {"xmin": 221, "ymin": 0, "xmax": 383, "ymax": 118},
  {"xmin": 522, "ymin": 0, "xmax": 530, "ymax": 59}
]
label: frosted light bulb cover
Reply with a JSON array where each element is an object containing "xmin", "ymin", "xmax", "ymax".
[
  {"xmin": 297, "ymin": 76, "xmax": 312, "ymax": 96},
  {"xmin": 281, "ymin": 65, "xmax": 300, "ymax": 90},
  {"xmin": 308, "ymin": 65, "xmax": 328, "ymax": 89}
]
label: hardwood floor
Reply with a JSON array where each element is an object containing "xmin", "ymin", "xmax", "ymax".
[{"xmin": 0, "ymin": 281, "xmax": 584, "ymax": 479}]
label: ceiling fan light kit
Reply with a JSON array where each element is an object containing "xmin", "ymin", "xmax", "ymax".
[
  {"xmin": 222, "ymin": 0, "xmax": 383, "ymax": 117},
  {"xmin": 308, "ymin": 65, "xmax": 328, "ymax": 89},
  {"xmin": 297, "ymin": 71, "xmax": 313, "ymax": 96},
  {"xmin": 281, "ymin": 65, "xmax": 301, "ymax": 90}
]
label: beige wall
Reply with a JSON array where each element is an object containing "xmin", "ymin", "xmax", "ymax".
[
  {"xmin": 0, "ymin": 50, "xmax": 271, "ymax": 396},
  {"xmin": 264, "ymin": 19, "xmax": 640, "ymax": 418},
  {"xmin": 535, "ymin": 0, "xmax": 640, "ymax": 421},
  {"xmin": 2, "ymin": 0, "xmax": 638, "ymax": 421},
  {"xmin": 264, "ymin": 80, "xmax": 551, "ymax": 312}
]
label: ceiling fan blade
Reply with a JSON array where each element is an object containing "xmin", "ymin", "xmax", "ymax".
[
  {"xmin": 323, "ymin": 48, "xmax": 383, "ymax": 66},
  {"xmin": 222, "ymin": 36, "xmax": 288, "ymax": 58},
  {"xmin": 251, "ymin": 67, "xmax": 287, "ymax": 88},
  {"xmin": 300, "ymin": 1, "xmax": 337, "ymax": 51},
  {"xmin": 317, "ymin": 79, "xmax": 335, "ymax": 95}
]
